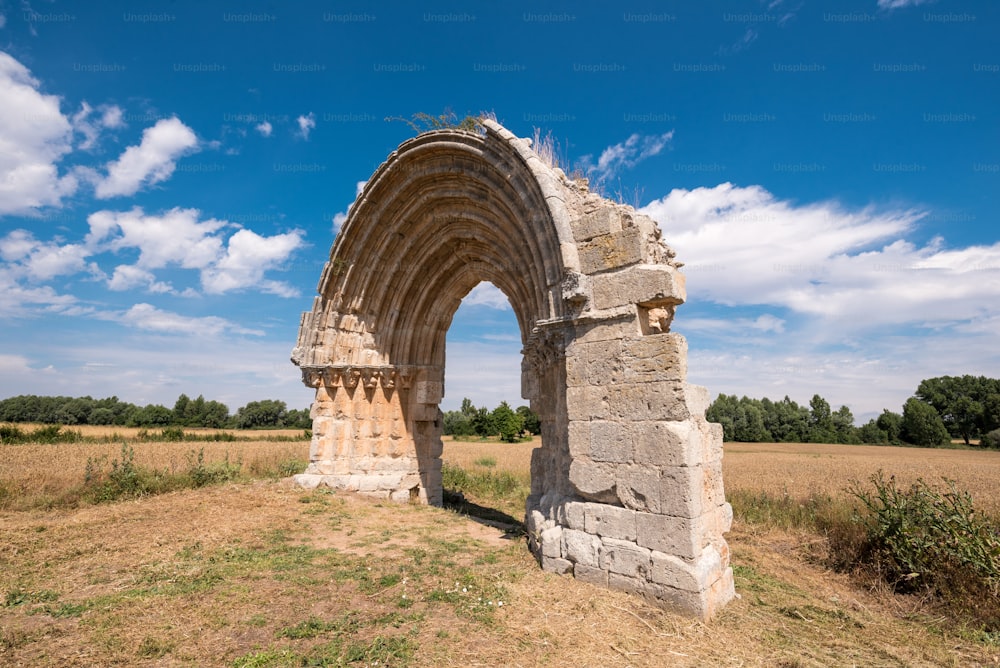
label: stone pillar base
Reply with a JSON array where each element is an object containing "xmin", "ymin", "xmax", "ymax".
[
  {"xmin": 293, "ymin": 472, "xmax": 426, "ymax": 503},
  {"xmin": 526, "ymin": 495, "xmax": 735, "ymax": 620}
]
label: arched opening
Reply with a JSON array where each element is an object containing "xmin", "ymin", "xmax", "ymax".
[{"xmin": 438, "ymin": 281, "xmax": 537, "ymax": 528}]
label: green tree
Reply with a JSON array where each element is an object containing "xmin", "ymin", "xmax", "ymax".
[
  {"xmin": 832, "ymin": 405, "xmax": 858, "ymax": 444},
  {"xmin": 808, "ymin": 394, "xmax": 836, "ymax": 443},
  {"xmin": 516, "ymin": 405, "xmax": 541, "ymax": 435},
  {"xmin": 491, "ymin": 401, "xmax": 524, "ymax": 443},
  {"xmin": 901, "ymin": 397, "xmax": 950, "ymax": 447},
  {"xmin": 234, "ymin": 400, "xmax": 287, "ymax": 429},
  {"xmin": 916, "ymin": 375, "xmax": 1000, "ymax": 444},
  {"xmin": 127, "ymin": 404, "xmax": 173, "ymax": 427},
  {"xmin": 173, "ymin": 394, "xmax": 191, "ymax": 425},
  {"xmin": 857, "ymin": 419, "xmax": 888, "ymax": 444},
  {"xmin": 876, "ymin": 410, "xmax": 904, "ymax": 445}
]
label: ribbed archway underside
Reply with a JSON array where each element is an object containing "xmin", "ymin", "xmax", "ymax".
[{"xmin": 302, "ymin": 122, "xmax": 575, "ymax": 370}]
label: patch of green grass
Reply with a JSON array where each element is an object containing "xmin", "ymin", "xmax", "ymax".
[
  {"xmin": 343, "ymin": 635, "xmax": 415, "ymax": 666},
  {"xmin": 473, "ymin": 456, "xmax": 497, "ymax": 468},
  {"xmin": 3, "ymin": 587, "xmax": 59, "ymax": 607},
  {"xmin": 137, "ymin": 635, "xmax": 174, "ymax": 658},
  {"xmin": 232, "ymin": 648, "xmax": 300, "ymax": 668}
]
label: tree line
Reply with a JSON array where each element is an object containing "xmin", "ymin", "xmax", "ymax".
[
  {"xmin": 442, "ymin": 398, "xmax": 541, "ymax": 442},
  {"xmin": 707, "ymin": 375, "xmax": 1000, "ymax": 448},
  {"xmin": 0, "ymin": 394, "xmax": 312, "ymax": 430}
]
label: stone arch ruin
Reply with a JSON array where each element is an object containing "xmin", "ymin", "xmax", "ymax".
[{"xmin": 291, "ymin": 119, "xmax": 734, "ymax": 618}]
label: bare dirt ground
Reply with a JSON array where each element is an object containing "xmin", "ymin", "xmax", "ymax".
[{"xmin": 3, "ymin": 477, "xmax": 998, "ymax": 667}]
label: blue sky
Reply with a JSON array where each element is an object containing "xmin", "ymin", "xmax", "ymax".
[{"xmin": 1, "ymin": 0, "xmax": 997, "ymax": 423}]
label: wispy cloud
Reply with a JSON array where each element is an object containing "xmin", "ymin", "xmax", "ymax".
[
  {"xmin": 255, "ymin": 121, "xmax": 272, "ymax": 137},
  {"xmin": 877, "ymin": 0, "xmax": 936, "ymax": 10},
  {"xmin": 462, "ymin": 282, "xmax": 511, "ymax": 310},
  {"xmin": 106, "ymin": 303, "xmax": 264, "ymax": 337},
  {"xmin": 579, "ymin": 131, "xmax": 674, "ymax": 183},
  {"xmin": 637, "ymin": 182, "xmax": 1000, "ymax": 329}
]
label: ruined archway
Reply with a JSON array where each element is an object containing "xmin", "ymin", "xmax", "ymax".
[{"xmin": 291, "ymin": 119, "xmax": 734, "ymax": 619}]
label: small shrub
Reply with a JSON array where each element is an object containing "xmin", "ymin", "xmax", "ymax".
[
  {"xmin": 159, "ymin": 427, "xmax": 185, "ymax": 441},
  {"xmin": 185, "ymin": 449, "xmax": 242, "ymax": 487},
  {"xmin": 831, "ymin": 471, "xmax": 1000, "ymax": 630},
  {"xmin": 83, "ymin": 443, "xmax": 172, "ymax": 503},
  {"xmin": 983, "ymin": 428, "xmax": 1000, "ymax": 449},
  {"xmin": 0, "ymin": 424, "xmax": 25, "ymax": 443}
]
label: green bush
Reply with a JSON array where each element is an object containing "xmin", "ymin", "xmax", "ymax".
[
  {"xmin": 834, "ymin": 472, "xmax": 1000, "ymax": 629},
  {"xmin": 983, "ymin": 429, "xmax": 1000, "ymax": 449},
  {"xmin": 84, "ymin": 444, "xmax": 154, "ymax": 502},
  {"xmin": 0, "ymin": 424, "xmax": 25, "ymax": 443},
  {"xmin": 185, "ymin": 448, "xmax": 241, "ymax": 487}
]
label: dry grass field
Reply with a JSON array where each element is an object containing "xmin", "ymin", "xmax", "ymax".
[
  {"xmin": 723, "ymin": 442, "xmax": 1000, "ymax": 517},
  {"xmin": 0, "ymin": 434, "xmax": 308, "ymax": 511},
  {"xmin": 1, "ymin": 434, "xmax": 998, "ymax": 666}
]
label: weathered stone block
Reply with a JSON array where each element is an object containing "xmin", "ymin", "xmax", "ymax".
[
  {"xmin": 578, "ymin": 228, "xmax": 643, "ymax": 274},
  {"xmin": 659, "ymin": 465, "xmax": 703, "ymax": 519},
  {"xmin": 609, "ymin": 572, "xmax": 647, "ymax": 597},
  {"xmin": 572, "ymin": 207, "xmax": 622, "ymax": 242},
  {"xmin": 541, "ymin": 556, "xmax": 573, "ymax": 575},
  {"xmin": 573, "ymin": 564, "xmax": 609, "ymax": 587},
  {"xmin": 616, "ymin": 464, "xmax": 661, "ymax": 513},
  {"xmin": 414, "ymin": 380, "xmax": 442, "ymax": 404},
  {"xmin": 644, "ymin": 581, "xmax": 706, "ymax": 618},
  {"xmin": 607, "ymin": 382, "xmax": 690, "ymax": 422},
  {"xmin": 631, "ymin": 420, "xmax": 700, "ymax": 468},
  {"xmin": 635, "ymin": 512, "xmax": 698, "ymax": 559},
  {"xmin": 620, "ymin": 333, "xmax": 687, "ymax": 384},
  {"xmin": 563, "ymin": 501, "xmax": 588, "ymax": 531},
  {"xmin": 591, "ymin": 265, "xmax": 686, "ymax": 311},
  {"xmin": 566, "ymin": 386, "xmax": 612, "ymax": 421},
  {"xmin": 568, "ymin": 459, "xmax": 617, "ymax": 503},
  {"xmin": 683, "ymin": 384, "xmax": 711, "ymax": 418},
  {"xmin": 650, "ymin": 544, "xmax": 722, "ymax": 593},
  {"xmin": 540, "ymin": 525, "xmax": 563, "ymax": 558},
  {"xmin": 569, "ymin": 420, "xmax": 630, "ymax": 463},
  {"xmin": 584, "ymin": 503, "xmax": 637, "ymax": 541},
  {"xmin": 562, "ymin": 528, "xmax": 601, "ymax": 567},
  {"xmin": 599, "ymin": 537, "xmax": 651, "ymax": 578}
]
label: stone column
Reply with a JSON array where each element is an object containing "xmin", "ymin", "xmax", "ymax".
[{"xmin": 294, "ymin": 364, "xmax": 444, "ymax": 505}]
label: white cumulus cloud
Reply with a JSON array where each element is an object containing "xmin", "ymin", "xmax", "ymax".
[
  {"xmin": 255, "ymin": 121, "xmax": 272, "ymax": 137},
  {"xmin": 87, "ymin": 207, "xmax": 226, "ymax": 270},
  {"xmin": 94, "ymin": 117, "xmax": 199, "ymax": 198},
  {"xmin": 639, "ymin": 182, "xmax": 1000, "ymax": 331},
  {"xmin": 201, "ymin": 228, "xmax": 304, "ymax": 296},
  {"xmin": 0, "ymin": 51, "xmax": 78, "ymax": 214},
  {"xmin": 296, "ymin": 113, "xmax": 316, "ymax": 140}
]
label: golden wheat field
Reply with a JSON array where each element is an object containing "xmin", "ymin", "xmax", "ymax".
[
  {"xmin": 0, "ymin": 435, "xmax": 309, "ymax": 510},
  {"xmin": 441, "ymin": 437, "xmax": 1000, "ymax": 515},
  {"xmin": 722, "ymin": 441, "xmax": 1000, "ymax": 516}
]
